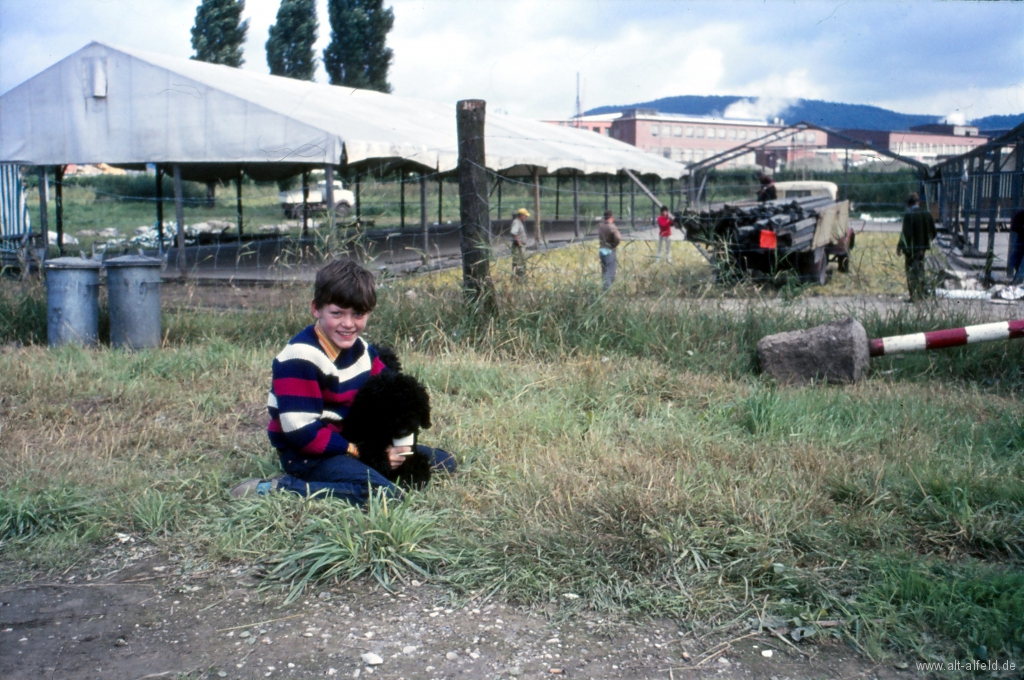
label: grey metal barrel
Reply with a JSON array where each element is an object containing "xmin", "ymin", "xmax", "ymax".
[
  {"xmin": 105, "ymin": 254, "xmax": 163, "ymax": 349},
  {"xmin": 44, "ymin": 257, "xmax": 102, "ymax": 347}
]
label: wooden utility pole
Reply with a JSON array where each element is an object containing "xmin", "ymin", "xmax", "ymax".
[
  {"xmin": 456, "ymin": 99, "xmax": 493, "ymax": 302},
  {"xmin": 173, "ymin": 164, "xmax": 185, "ymax": 272},
  {"xmin": 532, "ymin": 168, "xmax": 542, "ymax": 245}
]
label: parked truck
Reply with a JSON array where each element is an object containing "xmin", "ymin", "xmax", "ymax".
[
  {"xmin": 677, "ymin": 181, "xmax": 854, "ymax": 285},
  {"xmin": 279, "ymin": 180, "xmax": 355, "ymax": 219}
]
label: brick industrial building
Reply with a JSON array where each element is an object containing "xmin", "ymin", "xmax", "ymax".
[{"xmin": 548, "ymin": 111, "xmax": 988, "ymax": 169}]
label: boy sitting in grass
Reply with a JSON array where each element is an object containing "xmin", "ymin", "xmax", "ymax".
[{"xmin": 230, "ymin": 258, "xmax": 456, "ymax": 503}]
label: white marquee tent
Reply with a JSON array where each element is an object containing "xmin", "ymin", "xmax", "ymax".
[{"xmin": 0, "ymin": 42, "xmax": 685, "ymax": 181}]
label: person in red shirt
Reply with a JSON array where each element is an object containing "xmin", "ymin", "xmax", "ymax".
[{"xmin": 656, "ymin": 206, "xmax": 674, "ymax": 263}]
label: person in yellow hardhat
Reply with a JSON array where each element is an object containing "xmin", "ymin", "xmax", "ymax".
[{"xmin": 510, "ymin": 208, "xmax": 529, "ymax": 280}]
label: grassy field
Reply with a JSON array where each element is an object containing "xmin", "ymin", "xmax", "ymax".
[{"xmin": 1, "ymin": 244, "xmax": 1022, "ymax": 667}]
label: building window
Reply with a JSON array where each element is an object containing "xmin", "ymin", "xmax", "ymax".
[
  {"xmin": 739, "ymin": 129, "xmax": 747, "ymax": 140},
  {"xmin": 603, "ymin": 128, "xmax": 609, "ymax": 136},
  {"xmin": 685, "ymin": 126, "xmax": 694, "ymax": 137},
  {"xmin": 673, "ymin": 125, "xmax": 683, "ymax": 137},
  {"xmin": 718, "ymin": 128, "xmax": 727, "ymax": 139},
  {"xmin": 684, "ymin": 148, "xmax": 693, "ymax": 161},
  {"xmin": 806, "ymin": 131, "xmax": 816, "ymax": 143},
  {"xmin": 651, "ymin": 124, "xmax": 660, "ymax": 136},
  {"xmin": 696, "ymin": 127, "xmax": 704, "ymax": 138},
  {"xmin": 796, "ymin": 132, "xmax": 805, "ymax": 142},
  {"xmin": 663, "ymin": 148, "xmax": 672, "ymax": 159},
  {"xmin": 728, "ymin": 128, "xmax": 737, "ymax": 140}
]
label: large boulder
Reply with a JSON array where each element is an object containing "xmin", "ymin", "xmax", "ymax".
[{"xmin": 757, "ymin": 317, "xmax": 869, "ymax": 384}]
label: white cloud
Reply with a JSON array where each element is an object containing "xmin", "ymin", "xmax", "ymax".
[{"xmin": 1, "ymin": 0, "xmax": 1021, "ymax": 123}]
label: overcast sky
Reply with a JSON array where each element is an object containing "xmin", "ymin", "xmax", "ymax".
[{"xmin": 2, "ymin": 0, "xmax": 1021, "ymax": 122}]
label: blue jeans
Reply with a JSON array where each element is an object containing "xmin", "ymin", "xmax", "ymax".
[
  {"xmin": 1008, "ymin": 232, "xmax": 1024, "ymax": 284},
  {"xmin": 600, "ymin": 248, "xmax": 617, "ymax": 290},
  {"xmin": 276, "ymin": 445, "xmax": 456, "ymax": 505}
]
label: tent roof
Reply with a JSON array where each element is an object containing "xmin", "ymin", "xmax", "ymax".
[{"xmin": 0, "ymin": 42, "xmax": 685, "ymax": 181}]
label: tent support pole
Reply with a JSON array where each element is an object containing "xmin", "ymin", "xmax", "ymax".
[
  {"xmin": 354, "ymin": 172, "xmax": 362, "ymax": 224},
  {"xmin": 532, "ymin": 168, "xmax": 542, "ymax": 245},
  {"xmin": 420, "ymin": 173, "xmax": 428, "ymax": 266},
  {"xmin": 38, "ymin": 167, "xmax": 49, "ymax": 251},
  {"xmin": 496, "ymin": 177, "xmax": 502, "ymax": 224},
  {"xmin": 438, "ymin": 172, "xmax": 442, "ymax": 225},
  {"xmin": 572, "ymin": 171, "xmax": 580, "ymax": 239},
  {"xmin": 630, "ymin": 174, "xmax": 636, "ymax": 228},
  {"xmin": 325, "ymin": 165, "xmax": 335, "ymax": 230},
  {"xmin": 619, "ymin": 174, "xmax": 624, "ymax": 217},
  {"xmin": 984, "ymin": 147, "xmax": 1002, "ymax": 286},
  {"xmin": 155, "ymin": 167, "xmax": 163, "ymax": 253},
  {"xmin": 399, "ymin": 170, "xmax": 405, "ymax": 229},
  {"xmin": 555, "ymin": 174, "xmax": 561, "ymax": 220},
  {"xmin": 236, "ymin": 170, "xmax": 244, "ymax": 242},
  {"xmin": 173, "ymin": 164, "xmax": 185, "ymax": 273},
  {"xmin": 301, "ymin": 170, "xmax": 310, "ymax": 236},
  {"xmin": 604, "ymin": 175, "xmax": 609, "ymax": 212},
  {"xmin": 55, "ymin": 165, "xmax": 64, "ymax": 256}
]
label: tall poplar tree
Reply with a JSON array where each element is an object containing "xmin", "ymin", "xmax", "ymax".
[
  {"xmin": 323, "ymin": 0, "xmax": 394, "ymax": 93},
  {"xmin": 191, "ymin": 0, "xmax": 249, "ymax": 67},
  {"xmin": 266, "ymin": 0, "xmax": 318, "ymax": 80}
]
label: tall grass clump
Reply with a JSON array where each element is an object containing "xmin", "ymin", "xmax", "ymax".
[
  {"xmin": 262, "ymin": 492, "xmax": 449, "ymax": 601},
  {"xmin": 0, "ymin": 279, "xmax": 47, "ymax": 345}
]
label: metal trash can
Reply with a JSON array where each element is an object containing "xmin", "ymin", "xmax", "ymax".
[
  {"xmin": 105, "ymin": 254, "xmax": 163, "ymax": 349},
  {"xmin": 44, "ymin": 257, "xmax": 101, "ymax": 347}
]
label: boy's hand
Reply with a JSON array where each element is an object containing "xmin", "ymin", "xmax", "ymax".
[{"xmin": 386, "ymin": 446, "xmax": 411, "ymax": 469}]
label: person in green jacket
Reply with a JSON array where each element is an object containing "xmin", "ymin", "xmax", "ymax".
[{"xmin": 897, "ymin": 193, "xmax": 936, "ymax": 301}]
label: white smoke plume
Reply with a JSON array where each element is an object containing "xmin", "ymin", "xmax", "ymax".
[
  {"xmin": 723, "ymin": 97, "xmax": 797, "ymax": 122},
  {"xmin": 944, "ymin": 111, "xmax": 967, "ymax": 125}
]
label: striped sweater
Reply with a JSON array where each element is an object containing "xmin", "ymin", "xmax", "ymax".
[{"xmin": 267, "ymin": 325, "xmax": 386, "ymax": 459}]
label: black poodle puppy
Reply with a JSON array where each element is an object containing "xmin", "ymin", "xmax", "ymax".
[{"xmin": 343, "ymin": 350, "xmax": 432, "ymax": 489}]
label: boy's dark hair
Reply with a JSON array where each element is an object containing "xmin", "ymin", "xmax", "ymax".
[
  {"xmin": 660, "ymin": 206, "xmax": 669, "ymax": 212},
  {"xmin": 313, "ymin": 258, "xmax": 377, "ymax": 313},
  {"xmin": 603, "ymin": 210, "xmax": 614, "ymax": 220}
]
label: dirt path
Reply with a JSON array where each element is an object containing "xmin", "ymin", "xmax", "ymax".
[{"xmin": 1, "ymin": 540, "xmax": 911, "ymax": 680}]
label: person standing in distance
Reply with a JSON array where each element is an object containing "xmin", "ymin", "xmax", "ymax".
[
  {"xmin": 655, "ymin": 206, "xmax": 673, "ymax": 263},
  {"xmin": 757, "ymin": 173, "xmax": 777, "ymax": 202},
  {"xmin": 598, "ymin": 210, "xmax": 622, "ymax": 291},
  {"xmin": 510, "ymin": 208, "xmax": 529, "ymax": 280},
  {"xmin": 897, "ymin": 192, "xmax": 937, "ymax": 301}
]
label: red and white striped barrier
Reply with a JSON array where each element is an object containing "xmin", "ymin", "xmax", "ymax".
[{"xmin": 869, "ymin": 320, "xmax": 1024, "ymax": 357}]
